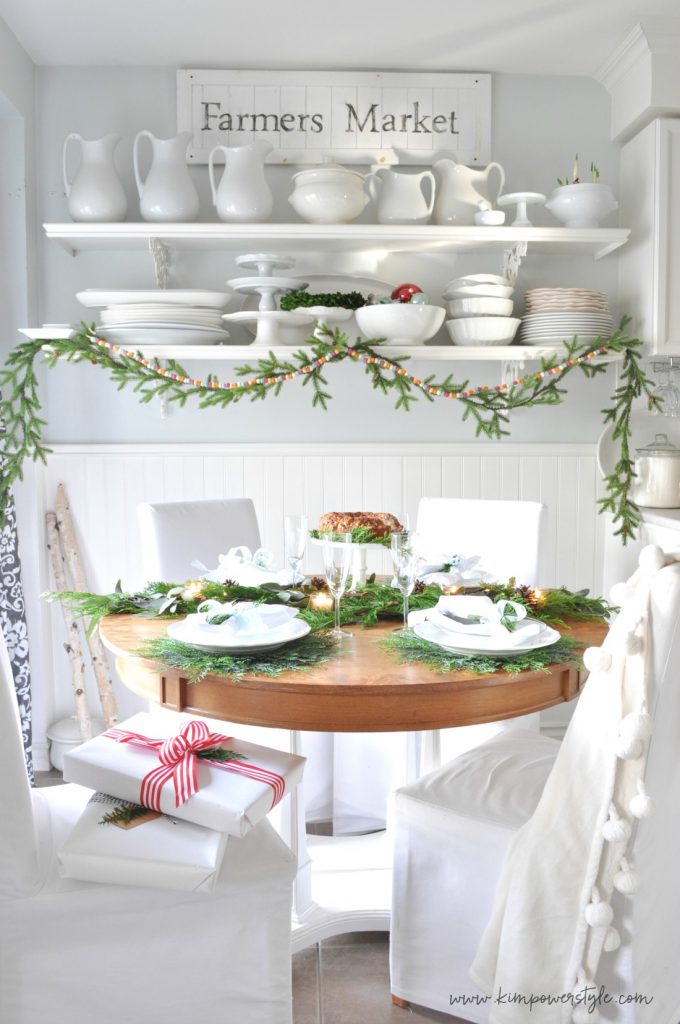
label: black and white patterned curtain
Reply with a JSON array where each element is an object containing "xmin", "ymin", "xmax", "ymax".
[{"xmin": 0, "ymin": 492, "xmax": 33, "ymax": 783}]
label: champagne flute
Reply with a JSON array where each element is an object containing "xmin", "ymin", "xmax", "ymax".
[
  {"xmin": 391, "ymin": 531, "xmax": 420, "ymax": 635},
  {"xmin": 284, "ymin": 514, "xmax": 308, "ymax": 582},
  {"xmin": 322, "ymin": 532, "xmax": 353, "ymax": 640}
]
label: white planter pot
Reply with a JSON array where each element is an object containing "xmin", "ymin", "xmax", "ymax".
[{"xmin": 545, "ymin": 183, "xmax": 618, "ymax": 228}]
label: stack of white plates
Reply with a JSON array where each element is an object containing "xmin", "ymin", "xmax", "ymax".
[
  {"xmin": 517, "ymin": 311, "xmax": 614, "ymax": 346},
  {"xmin": 443, "ymin": 274, "xmax": 520, "ymax": 347},
  {"xmin": 76, "ymin": 289, "xmax": 233, "ymax": 346},
  {"xmin": 524, "ymin": 288, "xmax": 609, "ymax": 314}
]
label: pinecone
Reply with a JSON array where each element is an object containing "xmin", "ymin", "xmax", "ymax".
[
  {"xmin": 309, "ymin": 576, "xmax": 328, "ymax": 591},
  {"xmin": 413, "ymin": 580, "xmax": 426, "ymax": 595},
  {"xmin": 516, "ymin": 584, "xmax": 533, "ymax": 601}
]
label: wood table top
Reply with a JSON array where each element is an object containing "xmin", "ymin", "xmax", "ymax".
[{"xmin": 100, "ymin": 614, "xmax": 607, "ymax": 733}]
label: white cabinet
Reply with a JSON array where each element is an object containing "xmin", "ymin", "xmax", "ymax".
[{"xmin": 619, "ymin": 117, "xmax": 680, "ymax": 355}]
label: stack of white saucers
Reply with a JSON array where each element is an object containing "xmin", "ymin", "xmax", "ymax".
[
  {"xmin": 518, "ymin": 287, "xmax": 614, "ymax": 346},
  {"xmin": 76, "ymin": 289, "xmax": 233, "ymax": 346},
  {"xmin": 443, "ymin": 274, "xmax": 520, "ymax": 347}
]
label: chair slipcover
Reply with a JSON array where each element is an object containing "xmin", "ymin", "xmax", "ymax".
[
  {"xmin": 0, "ymin": 629, "xmax": 297, "ymax": 1024},
  {"xmin": 390, "ymin": 550, "xmax": 680, "ymax": 1024},
  {"xmin": 333, "ymin": 499, "xmax": 546, "ymax": 835},
  {"xmin": 137, "ymin": 498, "xmax": 262, "ymax": 582}
]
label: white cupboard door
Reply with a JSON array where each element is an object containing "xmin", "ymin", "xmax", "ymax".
[{"xmin": 619, "ymin": 117, "xmax": 680, "ymax": 355}]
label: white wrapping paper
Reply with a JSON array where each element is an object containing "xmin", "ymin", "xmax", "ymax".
[
  {"xmin": 63, "ymin": 712, "xmax": 305, "ymax": 836},
  {"xmin": 58, "ymin": 792, "xmax": 230, "ymax": 892}
]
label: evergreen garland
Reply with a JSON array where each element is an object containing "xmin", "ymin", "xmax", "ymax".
[
  {"xmin": 0, "ymin": 319, "xmax": 655, "ymax": 541},
  {"xmin": 383, "ymin": 631, "xmax": 582, "ymax": 677}
]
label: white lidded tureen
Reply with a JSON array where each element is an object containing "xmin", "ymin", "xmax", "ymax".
[{"xmin": 288, "ymin": 162, "xmax": 371, "ymax": 224}]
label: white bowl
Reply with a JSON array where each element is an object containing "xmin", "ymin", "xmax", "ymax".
[
  {"xmin": 446, "ymin": 274, "xmax": 511, "ymax": 289},
  {"xmin": 446, "ymin": 317, "xmax": 521, "ymax": 346},
  {"xmin": 355, "ymin": 303, "xmax": 446, "ymax": 346},
  {"xmin": 544, "ymin": 183, "xmax": 618, "ymax": 228},
  {"xmin": 446, "ymin": 297, "xmax": 514, "ymax": 318},
  {"xmin": 444, "ymin": 283, "xmax": 514, "ymax": 300}
]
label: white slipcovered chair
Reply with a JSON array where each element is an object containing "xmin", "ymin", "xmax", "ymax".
[
  {"xmin": 137, "ymin": 498, "xmax": 262, "ymax": 582},
  {"xmin": 390, "ymin": 549, "xmax": 680, "ymax": 1024},
  {"xmin": 0, "ymin": 628, "xmax": 297, "ymax": 1024},
  {"xmin": 332, "ymin": 498, "xmax": 546, "ymax": 834}
]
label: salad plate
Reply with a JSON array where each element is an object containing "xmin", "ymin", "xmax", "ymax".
[
  {"xmin": 413, "ymin": 619, "xmax": 560, "ymax": 656},
  {"xmin": 166, "ymin": 617, "xmax": 310, "ymax": 654}
]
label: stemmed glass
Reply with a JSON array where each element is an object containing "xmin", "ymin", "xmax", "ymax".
[
  {"xmin": 322, "ymin": 532, "xmax": 353, "ymax": 640},
  {"xmin": 284, "ymin": 514, "xmax": 308, "ymax": 582},
  {"xmin": 391, "ymin": 531, "xmax": 420, "ymax": 635},
  {"xmin": 650, "ymin": 364, "xmax": 680, "ymax": 418}
]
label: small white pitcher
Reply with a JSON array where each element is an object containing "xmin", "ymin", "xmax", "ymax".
[
  {"xmin": 62, "ymin": 132, "xmax": 127, "ymax": 222},
  {"xmin": 367, "ymin": 166, "xmax": 435, "ymax": 225},
  {"xmin": 133, "ymin": 130, "xmax": 200, "ymax": 222},
  {"xmin": 208, "ymin": 140, "xmax": 274, "ymax": 223}
]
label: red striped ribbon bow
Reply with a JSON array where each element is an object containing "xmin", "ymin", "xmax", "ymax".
[{"xmin": 104, "ymin": 721, "xmax": 286, "ymax": 811}]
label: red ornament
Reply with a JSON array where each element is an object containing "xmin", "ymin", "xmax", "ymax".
[{"xmin": 391, "ymin": 283, "xmax": 422, "ymax": 303}]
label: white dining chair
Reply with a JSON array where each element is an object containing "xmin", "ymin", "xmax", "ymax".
[
  {"xmin": 137, "ymin": 497, "xmax": 262, "ymax": 582},
  {"xmin": 332, "ymin": 498, "xmax": 546, "ymax": 834},
  {"xmin": 389, "ymin": 549, "xmax": 680, "ymax": 1023},
  {"xmin": 0, "ymin": 627, "xmax": 297, "ymax": 1024}
]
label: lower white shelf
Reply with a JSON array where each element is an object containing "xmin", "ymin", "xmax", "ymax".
[{"xmin": 22, "ymin": 330, "xmax": 622, "ymax": 364}]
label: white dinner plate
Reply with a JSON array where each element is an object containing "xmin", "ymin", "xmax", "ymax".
[
  {"xmin": 596, "ymin": 406, "xmax": 680, "ymax": 478},
  {"xmin": 166, "ymin": 617, "xmax": 311, "ymax": 654},
  {"xmin": 413, "ymin": 619, "xmax": 561, "ymax": 655},
  {"xmin": 76, "ymin": 289, "xmax": 232, "ymax": 309},
  {"xmin": 98, "ymin": 325, "xmax": 232, "ymax": 346}
]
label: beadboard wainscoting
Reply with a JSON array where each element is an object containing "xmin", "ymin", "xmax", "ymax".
[{"xmin": 34, "ymin": 442, "xmax": 604, "ymax": 765}]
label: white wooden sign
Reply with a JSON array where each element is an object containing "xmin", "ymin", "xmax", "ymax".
[{"xmin": 177, "ymin": 70, "xmax": 491, "ymax": 165}]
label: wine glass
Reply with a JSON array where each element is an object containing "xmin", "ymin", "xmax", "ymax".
[
  {"xmin": 391, "ymin": 531, "xmax": 420, "ymax": 635},
  {"xmin": 284, "ymin": 514, "xmax": 308, "ymax": 582},
  {"xmin": 322, "ymin": 532, "xmax": 353, "ymax": 640},
  {"xmin": 650, "ymin": 364, "xmax": 680, "ymax": 418}
]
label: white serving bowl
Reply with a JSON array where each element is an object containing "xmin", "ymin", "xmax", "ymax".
[
  {"xmin": 446, "ymin": 296, "xmax": 514, "ymax": 318},
  {"xmin": 446, "ymin": 316, "xmax": 521, "ymax": 346},
  {"xmin": 355, "ymin": 303, "xmax": 446, "ymax": 346},
  {"xmin": 444, "ymin": 283, "xmax": 514, "ymax": 300},
  {"xmin": 446, "ymin": 273, "xmax": 511, "ymax": 289}
]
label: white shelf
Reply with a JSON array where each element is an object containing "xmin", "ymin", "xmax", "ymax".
[
  {"xmin": 44, "ymin": 222, "xmax": 630, "ymax": 260},
  {"xmin": 25, "ymin": 333, "xmax": 621, "ymax": 364}
]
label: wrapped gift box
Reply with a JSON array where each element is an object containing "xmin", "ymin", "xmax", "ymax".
[
  {"xmin": 58, "ymin": 792, "xmax": 229, "ymax": 892},
  {"xmin": 63, "ymin": 712, "xmax": 305, "ymax": 836}
]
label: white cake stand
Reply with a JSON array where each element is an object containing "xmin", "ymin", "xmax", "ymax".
[
  {"xmin": 497, "ymin": 192, "xmax": 546, "ymax": 226},
  {"xmin": 222, "ymin": 310, "xmax": 315, "ymax": 346},
  {"xmin": 304, "ymin": 306, "xmax": 354, "ymax": 342},
  {"xmin": 235, "ymin": 253, "xmax": 296, "ymax": 276},
  {"xmin": 227, "ymin": 276, "xmax": 308, "ymax": 313}
]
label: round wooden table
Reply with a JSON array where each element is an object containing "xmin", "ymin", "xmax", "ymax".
[
  {"xmin": 99, "ymin": 614, "xmax": 606, "ymax": 732},
  {"xmin": 99, "ymin": 612, "xmax": 606, "ymax": 949}
]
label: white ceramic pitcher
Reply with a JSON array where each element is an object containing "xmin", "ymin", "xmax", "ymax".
[
  {"xmin": 432, "ymin": 158, "xmax": 505, "ymax": 225},
  {"xmin": 133, "ymin": 130, "xmax": 200, "ymax": 222},
  {"xmin": 208, "ymin": 141, "xmax": 273, "ymax": 223},
  {"xmin": 367, "ymin": 167, "xmax": 435, "ymax": 225},
  {"xmin": 62, "ymin": 133, "xmax": 127, "ymax": 222}
]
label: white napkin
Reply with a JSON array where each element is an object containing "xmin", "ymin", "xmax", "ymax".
[
  {"xmin": 194, "ymin": 546, "xmax": 297, "ymax": 587},
  {"xmin": 417, "ymin": 553, "xmax": 491, "ymax": 588},
  {"xmin": 409, "ymin": 595, "xmax": 544, "ymax": 647},
  {"xmin": 180, "ymin": 601, "xmax": 299, "ymax": 642}
]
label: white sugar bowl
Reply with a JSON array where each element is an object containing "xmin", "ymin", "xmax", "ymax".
[{"xmin": 288, "ymin": 163, "xmax": 370, "ymax": 224}]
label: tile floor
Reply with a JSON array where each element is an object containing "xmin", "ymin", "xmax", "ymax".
[
  {"xmin": 293, "ymin": 932, "xmax": 466, "ymax": 1024},
  {"xmin": 36, "ymin": 776, "xmax": 466, "ymax": 1023}
]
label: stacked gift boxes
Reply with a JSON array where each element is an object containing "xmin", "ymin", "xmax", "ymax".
[{"xmin": 58, "ymin": 712, "xmax": 305, "ymax": 892}]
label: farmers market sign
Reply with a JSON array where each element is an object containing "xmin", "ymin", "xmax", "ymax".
[{"xmin": 177, "ymin": 69, "xmax": 490, "ymax": 165}]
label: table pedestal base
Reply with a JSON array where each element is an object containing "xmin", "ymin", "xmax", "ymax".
[{"xmin": 291, "ymin": 831, "xmax": 392, "ymax": 952}]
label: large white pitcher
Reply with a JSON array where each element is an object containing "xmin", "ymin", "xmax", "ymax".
[
  {"xmin": 133, "ymin": 130, "xmax": 200, "ymax": 222},
  {"xmin": 208, "ymin": 141, "xmax": 273, "ymax": 223},
  {"xmin": 62, "ymin": 133, "xmax": 127, "ymax": 222},
  {"xmin": 367, "ymin": 166, "xmax": 435, "ymax": 225},
  {"xmin": 432, "ymin": 158, "xmax": 505, "ymax": 225}
]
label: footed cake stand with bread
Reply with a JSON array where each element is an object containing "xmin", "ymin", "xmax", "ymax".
[{"xmin": 310, "ymin": 511, "xmax": 403, "ymax": 588}]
